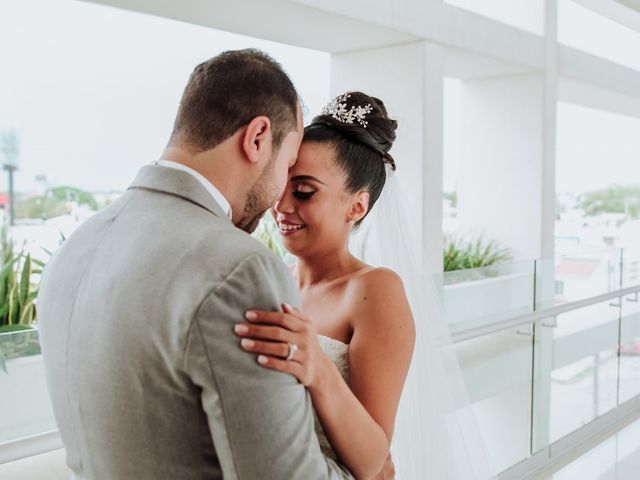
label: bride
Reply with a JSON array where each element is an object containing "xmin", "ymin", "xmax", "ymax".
[{"xmin": 234, "ymin": 92, "xmax": 498, "ymax": 480}]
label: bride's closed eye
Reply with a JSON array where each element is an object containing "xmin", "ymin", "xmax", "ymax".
[{"xmin": 293, "ymin": 187, "xmax": 316, "ymax": 201}]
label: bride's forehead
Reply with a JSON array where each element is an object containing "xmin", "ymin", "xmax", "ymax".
[
  {"xmin": 295, "ymin": 142, "xmax": 338, "ymax": 171},
  {"xmin": 299, "ymin": 140, "xmax": 332, "ymax": 157}
]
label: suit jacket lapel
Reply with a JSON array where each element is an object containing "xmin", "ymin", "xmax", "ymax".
[{"xmin": 128, "ymin": 164, "xmax": 231, "ymax": 221}]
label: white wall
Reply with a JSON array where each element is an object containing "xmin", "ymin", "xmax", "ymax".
[
  {"xmin": 456, "ymin": 74, "xmax": 545, "ymax": 262},
  {"xmin": 331, "ymin": 42, "xmax": 445, "ymax": 272}
]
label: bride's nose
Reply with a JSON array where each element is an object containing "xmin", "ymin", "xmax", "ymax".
[{"xmin": 274, "ymin": 188, "xmax": 295, "ymax": 214}]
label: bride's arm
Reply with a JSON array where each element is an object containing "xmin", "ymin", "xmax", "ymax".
[
  {"xmin": 312, "ymin": 268, "xmax": 415, "ymax": 478},
  {"xmin": 234, "ymin": 268, "xmax": 415, "ymax": 480}
]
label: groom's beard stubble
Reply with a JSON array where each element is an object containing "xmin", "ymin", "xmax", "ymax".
[{"xmin": 237, "ymin": 154, "xmax": 278, "ymax": 234}]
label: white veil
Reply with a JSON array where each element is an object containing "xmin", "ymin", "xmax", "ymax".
[{"xmin": 350, "ymin": 168, "xmax": 499, "ymax": 480}]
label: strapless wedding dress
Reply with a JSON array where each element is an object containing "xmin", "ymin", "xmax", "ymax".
[{"xmin": 314, "ymin": 334, "xmax": 350, "ymax": 461}]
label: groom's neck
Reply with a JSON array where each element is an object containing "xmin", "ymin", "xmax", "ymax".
[{"xmin": 160, "ymin": 143, "xmax": 247, "ymax": 222}]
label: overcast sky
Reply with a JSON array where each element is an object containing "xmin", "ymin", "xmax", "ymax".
[
  {"xmin": 0, "ymin": 0, "xmax": 330, "ymax": 193},
  {"xmin": 0, "ymin": 0, "xmax": 639, "ymax": 195}
]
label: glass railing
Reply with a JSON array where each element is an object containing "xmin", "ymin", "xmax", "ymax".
[
  {"xmin": 439, "ymin": 246, "xmax": 640, "ymax": 476},
  {"xmin": 619, "ymin": 290, "xmax": 640, "ymax": 404},
  {"xmin": 435, "ymin": 259, "xmax": 536, "ymax": 336},
  {"xmin": 452, "ymin": 326, "xmax": 534, "ymax": 473},
  {"xmin": 543, "ymin": 299, "xmax": 620, "ymax": 444}
]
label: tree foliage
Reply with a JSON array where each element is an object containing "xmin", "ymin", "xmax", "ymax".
[
  {"xmin": 578, "ymin": 184, "xmax": 640, "ymax": 218},
  {"xmin": 49, "ymin": 186, "xmax": 98, "ymax": 210},
  {"xmin": 15, "ymin": 186, "xmax": 98, "ymax": 221}
]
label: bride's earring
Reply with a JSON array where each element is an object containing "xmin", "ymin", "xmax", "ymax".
[{"xmin": 348, "ymin": 219, "xmax": 355, "ymax": 226}]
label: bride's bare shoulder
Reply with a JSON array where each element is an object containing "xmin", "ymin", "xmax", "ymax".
[
  {"xmin": 353, "ymin": 266, "xmax": 405, "ymax": 293},
  {"xmin": 347, "ymin": 266, "xmax": 410, "ymax": 316},
  {"xmin": 347, "ymin": 266, "xmax": 415, "ymax": 347}
]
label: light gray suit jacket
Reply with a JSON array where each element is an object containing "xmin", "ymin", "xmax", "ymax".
[{"xmin": 37, "ymin": 165, "xmax": 353, "ymax": 480}]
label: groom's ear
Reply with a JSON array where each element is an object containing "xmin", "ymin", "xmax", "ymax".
[{"xmin": 242, "ymin": 116, "xmax": 272, "ymax": 165}]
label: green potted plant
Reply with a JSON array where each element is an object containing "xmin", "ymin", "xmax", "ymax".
[
  {"xmin": 441, "ymin": 234, "xmax": 536, "ymax": 333},
  {"xmin": 443, "ymin": 233, "xmax": 512, "ymax": 280},
  {"xmin": 0, "ymin": 225, "xmax": 45, "ymax": 372},
  {"xmin": 0, "ymin": 226, "xmax": 61, "ymax": 445}
]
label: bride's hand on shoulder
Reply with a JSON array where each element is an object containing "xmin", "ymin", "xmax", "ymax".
[{"xmin": 234, "ymin": 304, "xmax": 333, "ymax": 388}]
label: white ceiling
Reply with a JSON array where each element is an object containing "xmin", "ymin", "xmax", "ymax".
[
  {"xmin": 444, "ymin": 47, "xmax": 534, "ymax": 80},
  {"xmin": 83, "ymin": 0, "xmax": 419, "ymax": 53},
  {"xmin": 576, "ymin": 0, "xmax": 640, "ymax": 33},
  {"xmin": 615, "ymin": 0, "xmax": 640, "ymax": 13}
]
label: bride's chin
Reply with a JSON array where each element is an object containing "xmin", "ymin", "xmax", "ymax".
[
  {"xmin": 280, "ymin": 231, "xmax": 307, "ymax": 248},
  {"xmin": 281, "ymin": 240, "xmax": 302, "ymax": 256}
]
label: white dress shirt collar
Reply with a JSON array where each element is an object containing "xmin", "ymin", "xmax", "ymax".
[{"xmin": 155, "ymin": 159, "xmax": 232, "ymax": 219}]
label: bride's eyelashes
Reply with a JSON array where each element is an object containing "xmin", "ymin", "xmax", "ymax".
[{"xmin": 293, "ymin": 190, "xmax": 316, "ymax": 201}]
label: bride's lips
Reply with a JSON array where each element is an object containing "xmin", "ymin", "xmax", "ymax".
[{"xmin": 277, "ymin": 219, "xmax": 306, "ymax": 237}]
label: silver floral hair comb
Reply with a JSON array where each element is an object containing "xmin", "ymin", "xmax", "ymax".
[{"xmin": 320, "ymin": 93, "xmax": 373, "ymax": 128}]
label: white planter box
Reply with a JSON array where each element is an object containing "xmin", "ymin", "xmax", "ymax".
[
  {"xmin": 0, "ymin": 330, "xmax": 57, "ymax": 445},
  {"xmin": 443, "ymin": 271, "xmax": 535, "ymax": 331}
]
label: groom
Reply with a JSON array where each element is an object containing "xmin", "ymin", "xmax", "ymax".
[{"xmin": 37, "ymin": 49, "xmax": 353, "ymax": 479}]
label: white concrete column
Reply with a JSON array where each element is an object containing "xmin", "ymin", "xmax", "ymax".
[
  {"xmin": 542, "ymin": 0, "xmax": 559, "ymax": 263},
  {"xmin": 455, "ymin": 73, "xmax": 547, "ymax": 263},
  {"xmin": 331, "ymin": 41, "xmax": 445, "ymax": 273},
  {"xmin": 423, "ymin": 44, "xmax": 446, "ymax": 274},
  {"xmin": 532, "ymin": 0, "xmax": 560, "ymax": 456}
]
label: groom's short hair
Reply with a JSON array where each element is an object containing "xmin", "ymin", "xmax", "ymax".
[{"xmin": 170, "ymin": 49, "xmax": 299, "ymax": 152}]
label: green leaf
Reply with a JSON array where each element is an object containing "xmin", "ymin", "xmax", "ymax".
[
  {"xmin": 0, "ymin": 303, "xmax": 9, "ymax": 320},
  {"xmin": 32, "ymin": 257, "xmax": 47, "ymax": 267},
  {"xmin": 3, "ymin": 238, "xmax": 14, "ymax": 265},
  {"xmin": 8, "ymin": 284, "xmax": 17, "ymax": 325},
  {"xmin": 19, "ymin": 303, "xmax": 33, "ymax": 325},
  {"xmin": 443, "ymin": 234, "xmax": 512, "ymax": 273},
  {"xmin": 9, "ymin": 267, "xmax": 16, "ymax": 288},
  {"xmin": 0, "ymin": 230, "xmax": 43, "ymax": 329},
  {"xmin": 19, "ymin": 254, "xmax": 32, "ymax": 308},
  {"xmin": 12, "ymin": 284, "xmax": 20, "ymax": 325},
  {"xmin": 252, "ymin": 215, "xmax": 287, "ymax": 259},
  {"xmin": 0, "ymin": 256, "xmax": 19, "ymax": 281},
  {"xmin": 0, "ymin": 257, "xmax": 18, "ymax": 308}
]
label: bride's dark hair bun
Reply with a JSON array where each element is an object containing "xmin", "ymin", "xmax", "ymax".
[{"xmin": 304, "ymin": 91, "xmax": 398, "ymax": 228}]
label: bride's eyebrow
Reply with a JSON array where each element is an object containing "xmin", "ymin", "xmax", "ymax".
[{"xmin": 291, "ymin": 175, "xmax": 326, "ymax": 186}]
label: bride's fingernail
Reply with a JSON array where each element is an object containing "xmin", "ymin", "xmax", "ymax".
[
  {"xmin": 245, "ymin": 311, "xmax": 257, "ymax": 320},
  {"xmin": 234, "ymin": 324, "xmax": 249, "ymax": 334},
  {"xmin": 241, "ymin": 339, "xmax": 254, "ymax": 349},
  {"xmin": 258, "ymin": 355, "xmax": 268, "ymax": 364}
]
